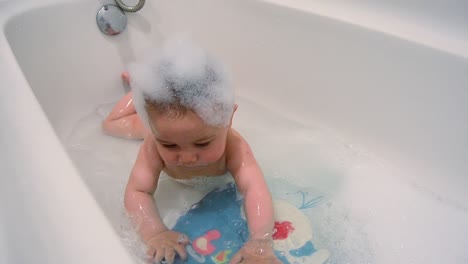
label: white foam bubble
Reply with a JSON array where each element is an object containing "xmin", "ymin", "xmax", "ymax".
[{"xmin": 128, "ymin": 36, "xmax": 234, "ymax": 128}]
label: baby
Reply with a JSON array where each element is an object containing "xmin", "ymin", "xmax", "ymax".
[{"xmin": 103, "ymin": 40, "xmax": 281, "ymax": 264}]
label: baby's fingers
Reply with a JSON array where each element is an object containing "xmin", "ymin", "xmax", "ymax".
[
  {"xmin": 154, "ymin": 247, "xmax": 166, "ymax": 264},
  {"xmin": 146, "ymin": 247, "xmax": 156, "ymax": 263},
  {"xmin": 163, "ymin": 248, "xmax": 176, "ymax": 264},
  {"xmin": 173, "ymin": 243, "xmax": 188, "ymax": 260}
]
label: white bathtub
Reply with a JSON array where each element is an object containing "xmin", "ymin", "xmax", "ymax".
[{"xmin": 1, "ymin": 0, "xmax": 467, "ymax": 263}]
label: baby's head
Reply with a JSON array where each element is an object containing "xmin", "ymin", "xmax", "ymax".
[
  {"xmin": 128, "ymin": 39, "xmax": 235, "ymax": 167},
  {"xmin": 129, "ymin": 38, "xmax": 234, "ymax": 130}
]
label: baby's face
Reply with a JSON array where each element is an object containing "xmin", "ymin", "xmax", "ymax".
[{"xmin": 148, "ymin": 110, "xmax": 229, "ymax": 169}]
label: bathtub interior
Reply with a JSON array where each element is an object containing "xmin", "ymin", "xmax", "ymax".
[{"xmin": 4, "ymin": 0, "xmax": 468, "ymax": 263}]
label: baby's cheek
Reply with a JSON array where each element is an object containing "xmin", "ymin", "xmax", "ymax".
[
  {"xmin": 160, "ymin": 150, "xmax": 177, "ymax": 163},
  {"xmin": 203, "ymin": 145, "xmax": 226, "ymax": 162}
]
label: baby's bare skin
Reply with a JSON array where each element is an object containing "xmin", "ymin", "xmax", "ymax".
[{"xmin": 101, "ymin": 73, "xmax": 146, "ymax": 139}]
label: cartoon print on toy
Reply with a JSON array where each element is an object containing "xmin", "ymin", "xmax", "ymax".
[{"xmin": 171, "ymin": 183, "xmax": 329, "ymax": 264}]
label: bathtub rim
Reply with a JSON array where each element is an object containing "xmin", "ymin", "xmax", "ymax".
[
  {"xmin": 0, "ymin": 0, "xmax": 138, "ymax": 263},
  {"xmin": 259, "ymin": 0, "xmax": 468, "ymax": 59}
]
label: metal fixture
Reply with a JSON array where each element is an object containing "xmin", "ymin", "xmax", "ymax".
[
  {"xmin": 96, "ymin": 4, "xmax": 127, "ymax": 36},
  {"xmin": 115, "ymin": 0, "xmax": 145, "ymax": 12},
  {"xmin": 96, "ymin": 1, "xmax": 145, "ymax": 36}
]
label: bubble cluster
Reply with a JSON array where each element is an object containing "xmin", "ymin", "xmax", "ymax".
[{"xmin": 128, "ymin": 36, "xmax": 234, "ymax": 128}]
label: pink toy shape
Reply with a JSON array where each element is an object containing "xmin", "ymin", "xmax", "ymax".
[
  {"xmin": 273, "ymin": 221, "xmax": 295, "ymax": 240},
  {"xmin": 193, "ymin": 230, "xmax": 221, "ymax": 255}
]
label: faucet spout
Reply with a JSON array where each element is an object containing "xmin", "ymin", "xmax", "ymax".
[{"xmin": 115, "ymin": 0, "xmax": 145, "ymax": 12}]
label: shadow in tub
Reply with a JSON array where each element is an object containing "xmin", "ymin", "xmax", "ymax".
[{"xmin": 170, "ymin": 182, "xmax": 330, "ymax": 264}]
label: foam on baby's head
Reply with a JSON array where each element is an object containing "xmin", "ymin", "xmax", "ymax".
[{"xmin": 128, "ymin": 37, "xmax": 234, "ymax": 129}]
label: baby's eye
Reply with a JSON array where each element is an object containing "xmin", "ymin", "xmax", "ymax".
[
  {"xmin": 162, "ymin": 144, "xmax": 177, "ymax": 149},
  {"xmin": 195, "ymin": 141, "xmax": 211, "ymax": 148}
]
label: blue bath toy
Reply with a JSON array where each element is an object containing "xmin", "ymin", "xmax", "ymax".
[{"xmin": 171, "ymin": 183, "xmax": 329, "ymax": 264}]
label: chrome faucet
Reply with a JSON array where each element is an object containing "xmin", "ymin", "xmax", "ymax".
[{"xmin": 114, "ymin": 0, "xmax": 146, "ymax": 12}]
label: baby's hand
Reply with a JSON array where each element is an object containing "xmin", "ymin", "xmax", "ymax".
[
  {"xmin": 230, "ymin": 239, "xmax": 282, "ymax": 264},
  {"xmin": 146, "ymin": 230, "xmax": 190, "ymax": 264}
]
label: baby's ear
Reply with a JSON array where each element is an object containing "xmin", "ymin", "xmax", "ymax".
[{"xmin": 228, "ymin": 104, "xmax": 238, "ymax": 128}]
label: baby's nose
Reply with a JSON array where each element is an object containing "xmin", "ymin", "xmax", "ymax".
[{"xmin": 179, "ymin": 151, "xmax": 197, "ymax": 164}]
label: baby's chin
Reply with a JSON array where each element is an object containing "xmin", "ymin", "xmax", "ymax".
[
  {"xmin": 166, "ymin": 162, "xmax": 211, "ymax": 169},
  {"xmin": 180, "ymin": 163, "xmax": 211, "ymax": 169}
]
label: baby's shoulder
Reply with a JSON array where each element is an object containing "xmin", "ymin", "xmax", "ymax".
[
  {"xmin": 226, "ymin": 128, "xmax": 252, "ymax": 154},
  {"xmin": 227, "ymin": 128, "xmax": 245, "ymax": 145},
  {"xmin": 225, "ymin": 128, "xmax": 258, "ymax": 172}
]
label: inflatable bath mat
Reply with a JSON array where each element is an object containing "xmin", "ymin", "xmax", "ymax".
[{"xmin": 171, "ymin": 183, "xmax": 329, "ymax": 264}]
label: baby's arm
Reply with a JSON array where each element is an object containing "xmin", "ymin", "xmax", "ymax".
[
  {"xmin": 226, "ymin": 130, "xmax": 281, "ymax": 264},
  {"xmin": 124, "ymin": 135, "xmax": 189, "ymax": 263}
]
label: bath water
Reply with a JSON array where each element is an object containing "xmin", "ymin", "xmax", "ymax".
[{"xmin": 65, "ymin": 96, "xmax": 468, "ymax": 264}]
